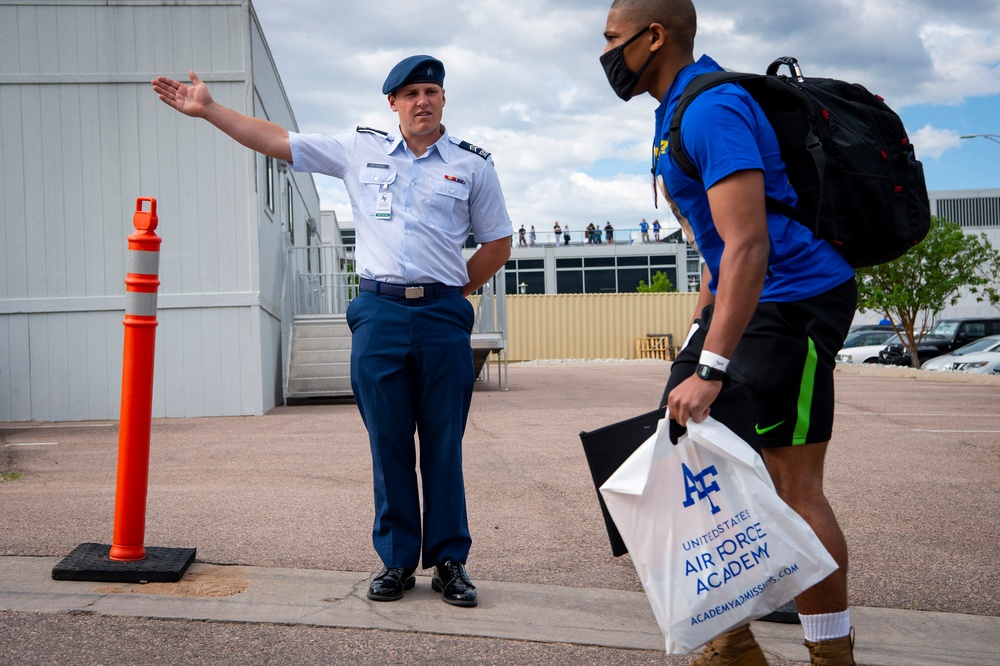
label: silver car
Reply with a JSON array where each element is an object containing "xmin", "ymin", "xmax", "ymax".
[
  {"xmin": 920, "ymin": 334, "xmax": 1000, "ymax": 374},
  {"xmin": 835, "ymin": 332, "xmax": 900, "ymax": 365}
]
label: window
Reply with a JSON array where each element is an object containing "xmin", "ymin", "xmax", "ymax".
[
  {"xmin": 265, "ymin": 156, "xmax": 275, "ymax": 212},
  {"xmin": 506, "ymin": 258, "xmax": 545, "ymax": 294},
  {"xmin": 287, "ymin": 182, "xmax": 294, "ymax": 244},
  {"xmin": 618, "ymin": 268, "xmax": 649, "ymax": 292},
  {"xmin": 557, "ymin": 270, "xmax": 584, "ymax": 293},
  {"xmin": 585, "ymin": 269, "xmax": 616, "ymax": 293}
]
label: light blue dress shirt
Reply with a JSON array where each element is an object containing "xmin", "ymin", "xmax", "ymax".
[{"xmin": 289, "ymin": 126, "xmax": 513, "ymax": 287}]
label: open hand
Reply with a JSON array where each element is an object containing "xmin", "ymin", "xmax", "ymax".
[{"xmin": 151, "ymin": 70, "xmax": 213, "ymax": 118}]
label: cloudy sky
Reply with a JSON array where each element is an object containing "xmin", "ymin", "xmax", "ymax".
[{"xmin": 251, "ymin": 0, "xmax": 1000, "ymax": 233}]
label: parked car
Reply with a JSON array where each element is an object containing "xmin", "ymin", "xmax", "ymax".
[
  {"xmin": 836, "ymin": 334, "xmax": 900, "ymax": 365},
  {"xmin": 841, "ymin": 329, "xmax": 897, "ymax": 350},
  {"xmin": 921, "ymin": 334, "xmax": 1000, "ymax": 373},
  {"xmin": 847, "ymin": 323, "xmax": 895, "ymax": 334},
  {"xmin": 879, "ymin": 318, "xmax": 1000, "ymax": 367}
]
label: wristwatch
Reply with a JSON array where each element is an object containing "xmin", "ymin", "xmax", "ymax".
[{"xmin": 695, "ymin": 363, "xmax": 727, "ymax": 382}]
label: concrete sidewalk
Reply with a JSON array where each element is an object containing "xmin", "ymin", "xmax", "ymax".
[
  {"xmin": 2, "ymin": 361, "xmax": 999, "ymax": 664},
  {"xmin": 2, "ymin": 556, "xmax": 997, "ymax": 665}
]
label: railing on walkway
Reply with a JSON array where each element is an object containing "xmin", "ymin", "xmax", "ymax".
[
  {"xmin": 514, "ymin": 226, "xmax": 677, "ymax": 248},
  {"xmin": 472, "ymin": 267, "xmax": 509, "ymax": 390},
  {"xmin": 286, "ymin": 244, "xmax": 358, "ymax": 317}
]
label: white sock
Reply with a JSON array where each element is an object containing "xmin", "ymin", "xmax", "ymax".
[{"xmin": 799, "ymin": 610, "xmax": 851, "ymax": 642}]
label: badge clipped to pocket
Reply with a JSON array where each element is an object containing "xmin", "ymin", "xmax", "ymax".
[{"xmin": 375, "ymin": 189, "xmax": 392, "ymax": 220}]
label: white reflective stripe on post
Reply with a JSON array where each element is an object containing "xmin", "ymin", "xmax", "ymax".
[
  {"xmin": 125, "ymin": 291, "xmax": 158, "ymax": 317},
  {"xmin": 128, "ymin": 250, "xmax": 160, "ymax": 276}
]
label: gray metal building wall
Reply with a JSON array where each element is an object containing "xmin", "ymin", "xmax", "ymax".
[
  {"xmin": 0, "ymin": 0, "xmax": 321, "ymax": 421},
  {"xmin": 928, "ymin": 189, "xmax": 1000, "ymax": 320}
]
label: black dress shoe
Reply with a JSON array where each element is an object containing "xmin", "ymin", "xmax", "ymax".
[
  {"xmin": 431, "ymin": 559, "xmax": 477, "ymax": 607},
  {"xmin": 367, "ymin": 567, "xmax": 416, "ymax": 602}
]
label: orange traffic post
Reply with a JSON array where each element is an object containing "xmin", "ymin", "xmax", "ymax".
[
  {"xmin": 52, "ymin": 198, "xmax": 194, "ymax": 582},
  {"xmin": 109, "ymin": 197, "xmax": 162, "ymax": 561}
]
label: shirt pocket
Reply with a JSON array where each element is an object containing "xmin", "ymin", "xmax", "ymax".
[
  {"xmin": 429, "ymin": 179, "xmax": 470, "ymax": 221},
  {"xmin": 358, "ymin": 167, "xmax": 397, "ymax": 216}
]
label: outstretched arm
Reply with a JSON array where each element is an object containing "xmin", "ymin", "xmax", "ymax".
[{"xmin": 152, "ymin": 70, "xmax": 292, "ymax": 162}]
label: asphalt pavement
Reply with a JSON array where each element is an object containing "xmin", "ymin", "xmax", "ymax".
[{"xmin": 2, "ymin": 361, "xmax": 999, "ymax": 665}]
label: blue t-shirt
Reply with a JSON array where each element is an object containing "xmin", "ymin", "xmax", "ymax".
[{"xmin": 654, "ymin": 55, "xmax": 854, "ymax": 302}]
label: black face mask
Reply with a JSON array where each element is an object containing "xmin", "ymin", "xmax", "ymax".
[{"xmin": 600, "ymin": 26, "xmax": 658, "ymax": 101}]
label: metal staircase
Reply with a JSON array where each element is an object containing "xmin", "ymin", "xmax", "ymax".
[{"xmin": 286, "ymin": 316, "xmax": 353, "ymax": 398}]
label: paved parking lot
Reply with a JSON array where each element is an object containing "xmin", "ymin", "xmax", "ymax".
[{"xmin": 1, "ymin": 361, "xmax": 998, "ymax": 664}]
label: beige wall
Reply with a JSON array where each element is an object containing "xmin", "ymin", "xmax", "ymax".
[{"xmin": 505, "ymin": 293, "xmax": 700, "ymax": 361}]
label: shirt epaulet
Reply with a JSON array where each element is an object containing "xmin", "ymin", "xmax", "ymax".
[
  {"xmin": 456, "ymin": 140, "xmax": 491, "ymax": 160},
  {"xmin": 356, "ymin": 126, "xmax": 390, "ymax": 138}
]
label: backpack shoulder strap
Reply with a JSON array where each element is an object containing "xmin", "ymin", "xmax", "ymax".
[
  {"xmin": 668, "ymin": 69, "xmax": 810, "ymax": 225},
  {"xmin": 668, "ymin": 71, "xmax": 763, "ymax": 181}
]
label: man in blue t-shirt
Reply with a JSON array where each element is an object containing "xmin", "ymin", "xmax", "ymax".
[{"xmin": 601, "ymin": 1, "xmax": 858, "ymax": 664}]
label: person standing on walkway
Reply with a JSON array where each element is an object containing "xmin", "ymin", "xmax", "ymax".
[
  {"xmin": 563, "ymin": 224, "xmax": 572, "ymax": 245},
  {"xmin": 652, "ymin": 218, "xmax": 661, "ymax": 242},
  {"xmin": 529, "ymin": 225, "xmax": 537, "ymax": 246},
  {"xmin": 518, "ymin": 224, "xmax": 527, "ymax": 247},
  {"xmin": 601, "ymin": 2, "xmax": 858, "ymax": 664},
  {"xmin": 605, "ymin": 220, "xmax": 615, "ymax": 243},
  {"xmin": 553, "ymin": 220, "xmax": 562, "ymax": 246},
  {"xmin": 152, "ymin": 55, "xmax": 512, "ymax": 608}
]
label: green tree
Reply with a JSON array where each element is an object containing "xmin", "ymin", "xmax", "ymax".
[
  {"xmin": 637, "ymin": 270, "xmax": 675, "ymax": 293},
  {"xmin": 856, "ymin": 216, "xmax": 1000, "ymax": 367}
]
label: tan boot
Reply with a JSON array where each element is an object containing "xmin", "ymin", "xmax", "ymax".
[
  {"xmin": 689, "ymin": 624, "xmax": 768, "ymax": 666},
  {"xmin": 804, "ymin": 630, "xmax": 856, "ymax": 666}
]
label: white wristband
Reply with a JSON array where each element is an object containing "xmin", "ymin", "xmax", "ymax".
[{"xmin": 699, "ymin": 350, "xmax": 730, "ymax": 373}]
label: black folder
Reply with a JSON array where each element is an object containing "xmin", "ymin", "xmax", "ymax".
[{"xmin": 579, "ymin": 408, "xmax": 665, "ymax": 556}]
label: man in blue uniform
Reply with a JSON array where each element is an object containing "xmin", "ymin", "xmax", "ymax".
[
  {"xmin": 601, "ymin": 1, "xmax": 858, "ymax": 664},
  {"xmin": 152, "ymin": 55, "xmax": 512, "ymax": 608}
]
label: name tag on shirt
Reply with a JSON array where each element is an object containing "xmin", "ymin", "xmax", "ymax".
[{"xmin": 375, "ymin": 192, "xmax": 392, "ymax": 219}]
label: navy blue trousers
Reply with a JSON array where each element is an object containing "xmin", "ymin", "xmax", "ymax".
[{"xmin": 346, "ymin": 290, "xmax": 475, "ymax": 570}]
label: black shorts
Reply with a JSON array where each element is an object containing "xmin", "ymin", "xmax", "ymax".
[{"xmin": 662, "ymin": 278, "xmax": 857, "ymax": 449}]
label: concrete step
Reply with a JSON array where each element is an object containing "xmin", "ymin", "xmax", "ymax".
[
  {"xmin": 291, "ymin": 336, "xmax": 353, "ymax": 353},
  {"xmin": 287, "ymin": 376, "xmax": 354, "ymax": 395},
  {"xmin": 291, "ymin": 349, "xmax": 351, "ymax": 366},
  {"xmin": 292, "ymin": 321, "xmax": 351, "ymax": 339},
  {"xmin": 288, "ymin": 361, "xmax": 351, "ymax": 381}
]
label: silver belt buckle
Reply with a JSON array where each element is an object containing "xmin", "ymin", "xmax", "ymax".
[{"xmin": 404, "ymin": 286, "xmax": 424, "ymax": 299}]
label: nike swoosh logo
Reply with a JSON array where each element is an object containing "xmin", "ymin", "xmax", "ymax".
[{"xmin": 755, "ymin": 421, "xmax": 786, "ymax": 435}]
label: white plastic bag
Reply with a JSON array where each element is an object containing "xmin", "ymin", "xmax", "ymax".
[{"xmin": 600, "ymin": 415, "xmax": 838, "ymax": 654}]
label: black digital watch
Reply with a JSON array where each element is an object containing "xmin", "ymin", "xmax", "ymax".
[{"xmin": 695, "ymin": 363, "xmax": 727, "ymax": 382}]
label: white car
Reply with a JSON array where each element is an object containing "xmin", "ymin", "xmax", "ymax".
[
  {"xmin": 921, "ymin": 334, "xmax": 1000, "ymax": 374},
  {"xmin": 835, "ymin": 333, "xmax": 900, "ymax": 365}
]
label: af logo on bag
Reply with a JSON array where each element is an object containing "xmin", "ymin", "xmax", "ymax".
[{"xmin": 681, "ymin": 462, "xmax": 721, "ymax": 515}]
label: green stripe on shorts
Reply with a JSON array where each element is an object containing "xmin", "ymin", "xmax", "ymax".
[{"xmin": 793, "ymin": 337, "xmax": 818, "ymax": 445}]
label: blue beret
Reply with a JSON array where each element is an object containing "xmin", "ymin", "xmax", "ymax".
[{"xmin": 382, "ymin": 55, "xmax": 445, "ymax": 95}]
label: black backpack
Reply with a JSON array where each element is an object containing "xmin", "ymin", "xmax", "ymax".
[{"xmin": 668, "ymin": 57, "xmax": 930, "ymax": 268}]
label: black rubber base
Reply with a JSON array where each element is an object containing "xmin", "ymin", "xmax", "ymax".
[
  {"xmin": 51, "ymin": 542, "xmax": 196, "ymax": 583},
  {"xmin": 759, "ymin": 599, "xmax": 801, "ymax": 624}
]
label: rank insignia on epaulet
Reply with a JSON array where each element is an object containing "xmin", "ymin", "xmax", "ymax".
[
  {"xmin": 458, "ymin": 140, "xmax": 491, "ymax": 160},
  {"xmin": 356, "ymin": 126, "xmax": 389, "ymax": 137}
]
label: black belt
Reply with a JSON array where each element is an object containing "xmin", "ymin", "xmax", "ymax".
[{"xmin": 359, "ymin": 278, "xmax": 461, "ymax": 299}]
